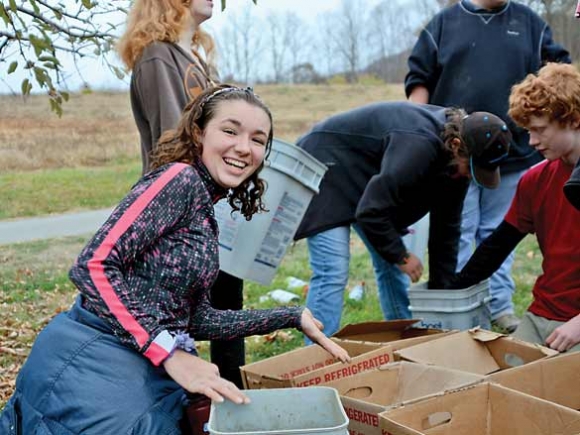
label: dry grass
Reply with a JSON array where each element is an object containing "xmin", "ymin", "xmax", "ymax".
[
  {"xmin": 257, "ymin": 83, "xmax": 406, "ymax": 141},
  {"xmin": 0, "ymin": 92, "xmax": 138, "ymax": 171},
  {"xmin": 0, "ymin": 84, "xmax": 405, "ymax": 172}
]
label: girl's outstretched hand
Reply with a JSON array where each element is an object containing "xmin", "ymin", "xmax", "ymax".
[
  {"xmin": 163, "ymin": 350, "xmax": 250, "ymax": 405},
  {"xmin": 300, "ymin": 308, "xmax": 351, "ymax": 363}
]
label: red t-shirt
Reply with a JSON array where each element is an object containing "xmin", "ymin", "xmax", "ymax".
[{"xmin": 505, "ymin": 159, "xmax": 580, "ymax": 321}]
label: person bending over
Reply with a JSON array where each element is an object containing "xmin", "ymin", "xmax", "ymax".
[{"xmin": 294, "ymin": 101, "xmax": 511, "ymax": 339}]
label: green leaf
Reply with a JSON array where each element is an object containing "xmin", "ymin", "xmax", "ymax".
[
  {"xmin": 33, "ymin": 66, "xmax": 47, "ymax": 87},
  {"xmin": 61, "ymin": 91, "xmax": 70, "ymax": 102},
  {"xmin": 21, "ymin": 79, "xmax": 32, "ymax": 96},
  {"xmin": 29, "ymin": 35, "xmax": 46, "ymax": 57},
  {"xmin": 38, "ymin": 55, "xmax": 60, "ymax": 66},
  {"xmin": 81, "ymin": 0, "xmax": 93, "ymax": 9},
  {"xmin": 56, "ymin": 105, "xmax": 63, "ymax": 116},
  {"xmin": 8, "ymin": 0, "xmax": 17, "ymax": 12},
  {"xmin": 8, "ymin": 61, "xmax": 18, "ymax": 74},
  {"xmin": 53, "ymin": 99, "xmax": 63, "ymax": 117},
  {"xmin": 29, "ymin": 0, "xmax": 40, "ymax": 14},
  {"xmin": 0, "ymin": 4, "xmax": 10, "ymax": 25}
]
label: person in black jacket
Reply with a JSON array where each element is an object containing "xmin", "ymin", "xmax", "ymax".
[
  {"xmin": 405, "ymin": 0, "xmax": 571, "ymax": 333},
  {"xmin": 294, "ymin": 102, "xmax": 511, "ymax": 339}
]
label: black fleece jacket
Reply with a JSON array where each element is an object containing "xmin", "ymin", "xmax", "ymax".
[{"xmin": 295, "ymin": 102, "xmax": 469, "ymax": 288}]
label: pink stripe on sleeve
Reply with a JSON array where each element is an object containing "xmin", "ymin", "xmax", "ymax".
[
  {"xmin": 144, "ymin": 342, "xmax": 171, "ymax": 366},
  {"xmin": 87, "ymin": 163, "xmax": 188, "ymax": 353}
]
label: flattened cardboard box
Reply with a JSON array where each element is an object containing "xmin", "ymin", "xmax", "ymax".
[
  {"xmin": 395, "ymin": 328, "xmax": 557, "ymax": 375},
  {"xmin": 379, "ymin": 382, "xmax": 580, "ymax": 435},
  {"xmin": 488, "ymin": 351, "xmax": 580, "ymax": 411},
  {"xmin": 323, "ymin": 362, "xmax": 483, "ymax": 435},
  {"xmin": 241, "ymin": 338, "xmax": 393, "ymax": 389}
]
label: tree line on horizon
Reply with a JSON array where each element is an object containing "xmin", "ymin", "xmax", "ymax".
[{"xmin": 1, "ymin": 0, "xmax": 578, "ymax": 112}]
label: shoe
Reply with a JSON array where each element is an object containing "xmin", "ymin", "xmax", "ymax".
[{"xmin": 492, "ymin": 314, "xmax": 520, "ymax": 333}]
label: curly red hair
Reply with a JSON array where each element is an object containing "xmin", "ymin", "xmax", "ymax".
[{"xmin": 509, "ymin": 63, "xmax": 580, "ymax": 129}]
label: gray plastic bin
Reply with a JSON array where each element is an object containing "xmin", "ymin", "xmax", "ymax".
[
  {"xmin": 408, "ymin": 280, "xmax": 491, "ymax": 330},
  {"xmin": 214, "ymin": 138, "xmax": 327, "ymax": 285},
  {"xmin": 207, "ymin": 387, "xmax": 349, "ymax": 435}
]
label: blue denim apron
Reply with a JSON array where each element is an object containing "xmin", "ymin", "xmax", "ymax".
[{"xmin": 0, "ymin": 296, "xmax": 187, "ymax": 434}]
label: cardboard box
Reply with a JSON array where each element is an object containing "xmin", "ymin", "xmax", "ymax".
[
  {"xmin": 241, "ymin": 339, "xmax": 393, "ymax": 389},
  {"xmin": 487, "ymin": 351, "xmax": 580, "ymax": 410},
  {"xmin": 332, "ymin": 320, "xmax": 458, "ymax": 360},
  {"xmin": 333, "ymin": 320, "xmax": 447, "ymax": 343},
  {"xmin": 241, "ymin": 321, "xmax": 455, "ymax": 391},
  {"xmin": 395, "ymin": 329, "xmax": 557, "ymax": 375},
  {"xmin": 323, "ymin": 362, "xmax": 483, "ymax": 435},
  {"xmin": 379, "ymin": 382, "xmax": 580, "ymax": 435}
]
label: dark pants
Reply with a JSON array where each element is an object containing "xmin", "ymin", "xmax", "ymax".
[{"xmin": 209, "ymin": 271, "xmax": 245, "ymax": 388}]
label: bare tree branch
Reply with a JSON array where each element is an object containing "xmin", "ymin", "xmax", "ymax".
[{"xmin": 17, "ymin": 6, "xmax": 115, "ymax": 39}]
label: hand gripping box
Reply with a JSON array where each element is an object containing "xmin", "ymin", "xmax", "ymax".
[
  {"xmin": 240, "ymin": 339, "xmax": 393, "ymax": 390},
  {"xmin": 322, "ymin": 362, "xmax": 483, "ymax": 435},
  {"xmin": 395, "ymin": 328, "xmax": 557, "ymax": 375},
  {"xmin": 487, "ymin": 351, "xmax": 580, "ymax": 410},
  {"xmin": 378, "ymin": 382, "xmax": 580, "ymax": 435}
]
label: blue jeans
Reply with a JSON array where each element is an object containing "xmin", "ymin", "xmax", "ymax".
[
  {"xmin": 456, "ymin": 170, "xmax": 525, "ymax": 319},
  {"xmin": 305, "ymin": 225, "xmax": 411, "ymax": 342}
]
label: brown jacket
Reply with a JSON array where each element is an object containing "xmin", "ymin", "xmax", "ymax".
[{"xmin": 130, "ymin": 42, "xmax": 217, "ymax": 173}]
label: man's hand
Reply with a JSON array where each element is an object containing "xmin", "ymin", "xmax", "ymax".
[
  {"xmin": 300, "ymin": 308, "xmax": 351, "ymax": 363},
  {"xmin": 397, "ymin": 252, "xmax": 424, "ymax": 283},
  {"xmin": 546, "ymin": 315, "xmax": 580, "ymax": 352},
  {"xmin": 163, "ymin": 350, "xmax": 250, "ymax": 404}
]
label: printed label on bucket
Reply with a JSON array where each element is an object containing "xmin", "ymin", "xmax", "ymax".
[
  {"xmin": 254, "ymin": 192, "xmax": 306, "ymax": 268},
  {"xmin": 214, "ymin": 200, "xmax": 240, "ymax": 251}
]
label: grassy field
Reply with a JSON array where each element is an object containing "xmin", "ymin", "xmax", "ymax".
[{"xmin": 0, "ymin": 84, "xmax": 542, "ymax": 407}]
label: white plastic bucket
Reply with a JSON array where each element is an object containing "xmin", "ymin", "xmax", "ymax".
[
  {"xmin": 207, "ymin": 387, "xmax": 349, "ymax": 435},
  {"xmin": 215, "ymin": 138, "xmax": 327, "ymax": 285},
  {"xmin": 409, "ymin": 280, "xmax": 492, "ymax": 330},
  {"xmin": 402, "ymin": 213, "xmax": 429, "ymax": 264}
]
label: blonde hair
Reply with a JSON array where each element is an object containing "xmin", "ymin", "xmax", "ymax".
[
  {"xmin": 117, "ymin": 0, "xmax": 216, "ymax": 70},
  {"xmin": 509, "ymin": 63, "xmax": 580, "ymax": 129}
]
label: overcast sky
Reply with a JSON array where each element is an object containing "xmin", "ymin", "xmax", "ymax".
[{"xmin": 1, "ymin": 0, "xmax": 391, "ymax": 93}]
